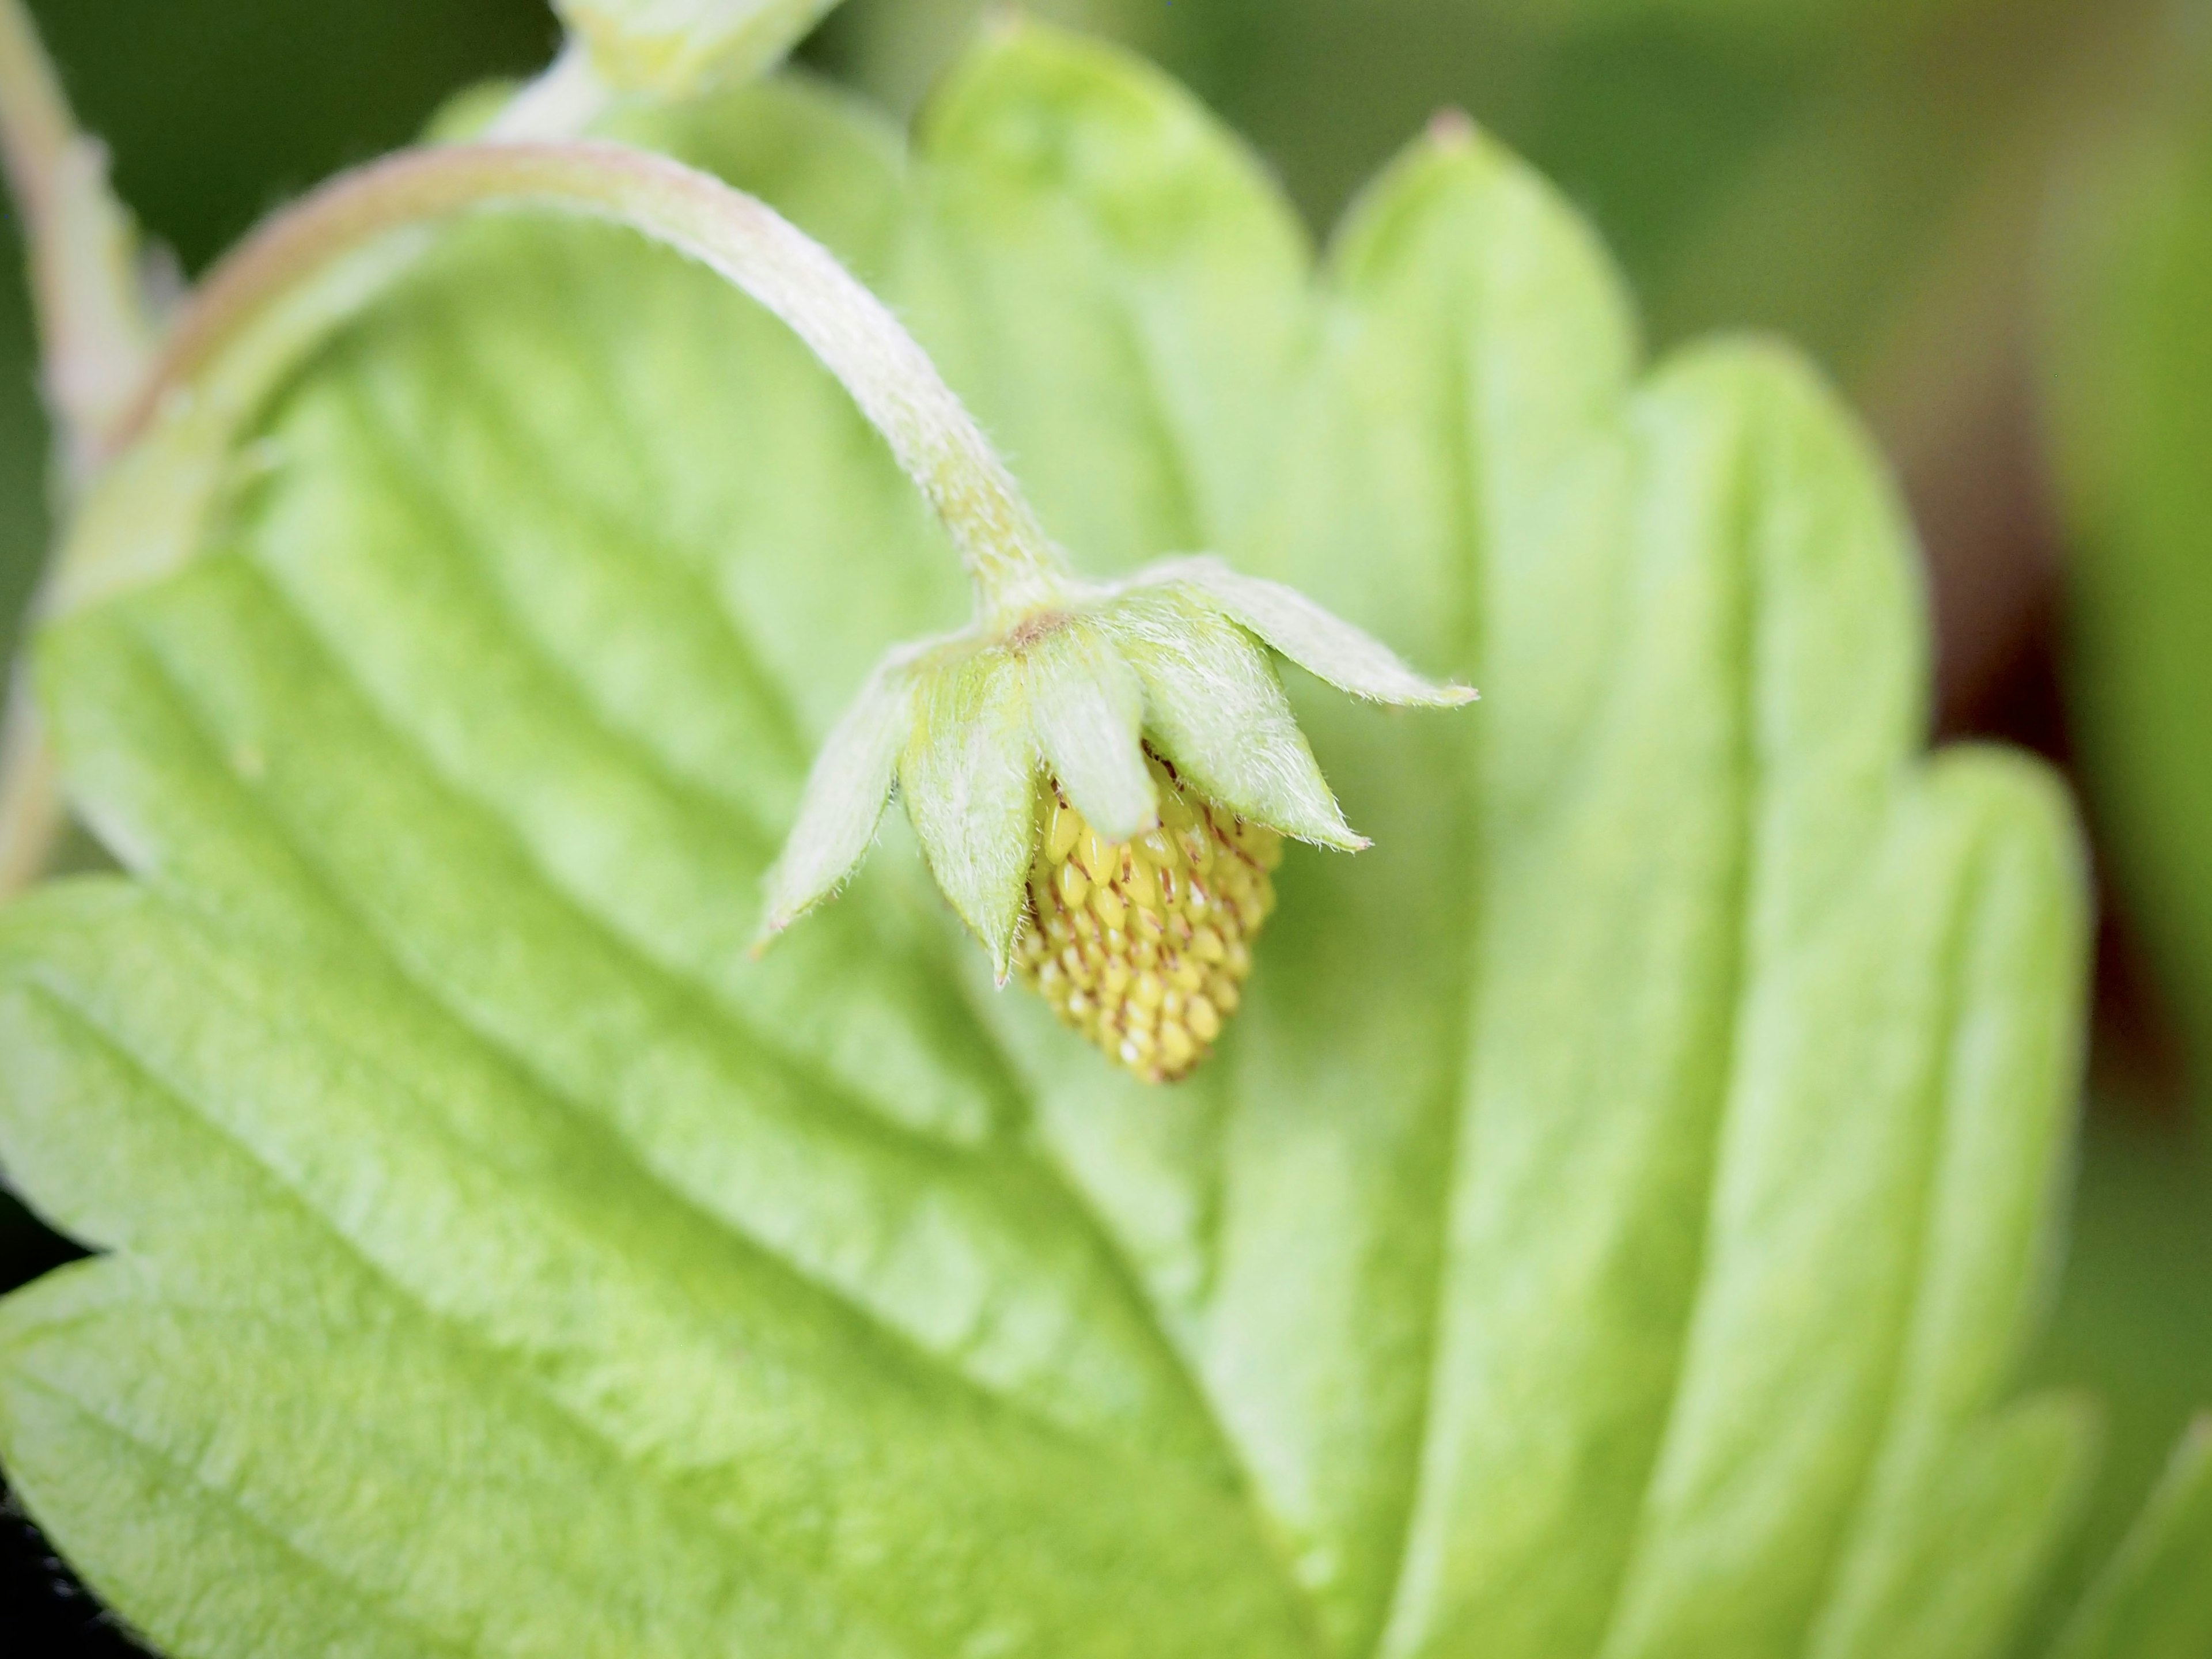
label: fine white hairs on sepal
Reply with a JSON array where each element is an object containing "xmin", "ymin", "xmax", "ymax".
[
  {"xmin": 755, "ymin": 658, "xmax": 914, "ymax": 945},
  {"xmin": 1104, "ymin": 588, "xmax": 1366, "ymax": 852},
  {"xmin": 1132, "ymin": 556, "xmax": 1480, "ymax": 708},
  {"xmin": 754, "ymin": 551, "xmax": 1477, "ymax": 969},
  {"xmin": 897, "ymin": 653, "xmax": 1038, "ymax": 981},
  {"xmin": 1024, "ymin": 619, "xmax": 1156, "ymax": 844}
]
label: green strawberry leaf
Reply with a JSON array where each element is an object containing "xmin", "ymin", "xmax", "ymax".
[
  {"xmin": 2046, "ymin": 116, "xmax": 2212, "ymax": 1115},
  {"xmin": 2047, "ymin": 1418, "xmax": 2212, "ymax": 1659},
  {"xmin": 2032, "ymin": 105, "xmax": 2212, "ymax": 1658},
  {"xmin": 0, "ymin": 21, "xmax": 2169, "ymax": 1658}
]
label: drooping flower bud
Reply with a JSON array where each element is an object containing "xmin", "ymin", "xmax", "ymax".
[
  {"xmin": 0, "ymin": 1, "xmax": 1475, "ymax": 1075},
  {"xmin": 759, "ymin": 555, "xmax": 1476, "ymax": 1082}
]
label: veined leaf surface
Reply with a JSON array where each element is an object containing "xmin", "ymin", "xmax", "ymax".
[{"xmin": 0, "ymin": 22, "xmax": 2177, "ymax": 1659}]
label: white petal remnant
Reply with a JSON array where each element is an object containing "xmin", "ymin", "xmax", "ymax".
[
  {"xmin": 1105, "ymin": 588, "xmax": 1365, "ymax": 852},
  {"xmin": 1137, "ymin": 556, "xmax": 1479, "ymax": 707},
  {"xmin": 1025, "ymin": 619, "xmax": 1157, "ymax": 844},
  {"xmin": 756, "ymin": 658, "xmax": 914, "ymax": 942},
  {"xmin": 899, "ymin": 652, "xmax": 1040, "ymax": 979}
]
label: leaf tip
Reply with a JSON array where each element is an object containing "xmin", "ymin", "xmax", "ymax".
[{"xmin": 1428, "ymin": 107, "xmax": 1478, "ymax": 150}]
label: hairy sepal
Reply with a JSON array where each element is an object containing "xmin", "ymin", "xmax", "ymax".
[
  {"xmin": 757, "ymin": 657, "xmax": 914, "ymax": 940},
  {"xmin": 899, "ymin": 650, "xmax": 1039, "ymax": 978},
  {"xmin": 1135, "ymin": 556, "xmax": 1478, "ymax": 708},
  {"xmin": 1023, "ymin": 618, "xmax": 1156, "ymax": 843},
  {"xmin": 1103, "ymin": 588, "xmax": 1362, "ymax": 851}
]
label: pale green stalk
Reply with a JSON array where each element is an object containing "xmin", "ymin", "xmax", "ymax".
[
  {"xmin": 0, "ymin": 672, "xmax": 55, "ymax": 893},
  {"xmin": 0, "ymin": 0, "xmax": 1066, "ymax": 902},
  {"xmin": 89, "ymin": 139, "xmax": 1069, "ymax": 618},
  {"xmin": 485, "ymin": 39, "xmax": 616, "ymax": 142},
  {"xmin": 0, "ymin": 0, "xmax": 157, "ymax": 892},
  {"xmin": 0, "ymin": 13, "xmax": 1064, "ymax": 897},
  {"xmin": 0, "ymin": 0, "xmax": 158, "ymax": 483}
]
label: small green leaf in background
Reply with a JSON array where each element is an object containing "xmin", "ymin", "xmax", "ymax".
[
  {"xmin": 2027, "ymin": 1116, "xmax": 2212, "ymax": 1657},
  {"xmin": 2032, "ymin": 82, "xmax": 2212, "ymax": 1659},
  {"xmin": 2047, "ymin": 1416, "xmax": 2212, "ymax": 1659},
  {"xmin": 0, "ymin": 20, "xmax": 2202, "ymax": 1659},
  {"xmin": 2046, "ymin": 113, "xmax": 2212, "ymax": 1118}
]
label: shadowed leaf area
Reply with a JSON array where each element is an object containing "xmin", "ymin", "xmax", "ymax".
[
  {"xmin": 2048, "ymin": 113, "xmax": 2212, "ymax": 1126},
  {"xmin": 0, "ymin": 21, "xmax": 2203, "ymax": 1659}
]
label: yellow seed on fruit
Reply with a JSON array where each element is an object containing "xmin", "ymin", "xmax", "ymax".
[
  {"xmin": 1047, "ymin": 800, "xmax": 1083, "ymax": 863},
  {"xmin": 1121, "ymin": 853, "xmax": 1160, "ymax": 911},
  {"xmin": 1158, "ymin": 1023, "xmax": 1197, "ymax": 1071},
  {"xmin": 1190, "ymin": 926, "xmax": 1226, "ymax": 963},
  {"xmin": 1092, "ymin": 887, "xmax": 1128, "ymax": 931},
  {"xmin": 1169, "ymin": 957, "xmax": 1205, "ymax": 994},
  {"xmin": 1131, "ymin": 970, "xmax": 1166, "ymax": 1010},
  {"xmin": 1187, "ymin": 995, "xmax": 1221, "ymax": 1041},
  {"xmin": 1076, "ymin": 829, "xmax": 1113, "ymax": 884},
  {"xmin": 1057, "ymin": 859, "xmax": 1090, "ymax": 910}
]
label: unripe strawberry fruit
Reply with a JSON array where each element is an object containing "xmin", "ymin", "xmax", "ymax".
[{"xmin": 1017, "ymin": 753, "xmax": 1278, "ymax": 1082}]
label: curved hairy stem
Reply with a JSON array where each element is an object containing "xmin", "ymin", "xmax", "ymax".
[
  {"xmin": 0, "ymin": 118, "xmax": 1068, "ymax": 896},
  {"xmin": 0, "ymin": 0, "xmax": 159, "ymax": 894},
  {"xmin": 94, "ymin": 140, "xmax": 1068, "ymax": 616}
]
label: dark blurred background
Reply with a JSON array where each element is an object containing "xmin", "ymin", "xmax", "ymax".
[{"xmin": 4, "ymin": 2, "xmax": 2211, "ymax": 1653}]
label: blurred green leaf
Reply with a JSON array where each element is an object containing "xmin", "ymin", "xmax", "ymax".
[
  {"xmin": 2047, "ymin": 117, "xmax": 2212, "ymax": 1115},
  {"xmin": 2048, "ymin": 1418, "xmax": 2212, "ymax": 1659},
  {"xmin": 0, "ymin": 20, "xmax": 2165, "ymax": 1659},
  {"xmin": 2026, "ymin": 1117, "xmax": 2212, "ymax": 1656},
  {"xmin": 824, "ymin": 0, "xmax": 2122, "ymax": 390}
]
